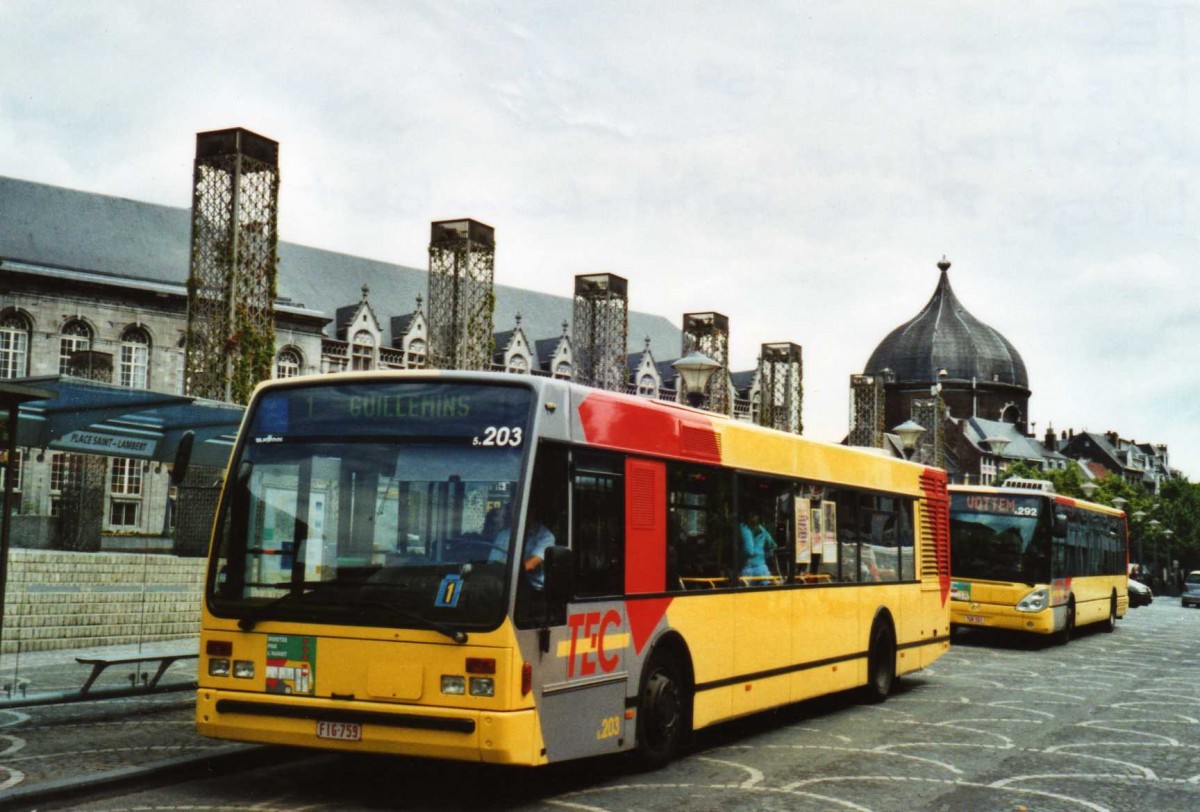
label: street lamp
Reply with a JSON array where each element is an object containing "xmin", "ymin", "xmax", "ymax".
[
  {"xmin": 983, "ymin": 436, "xmax": 1009, "ymax": 483},
  {"xmin": 1080, "ymin": 481, "xmax": 1098, "ymax": 499},
  {"xmin": 894, "ymin": 420, "xmax": 926, "ymax": 461},
  {"xmin": 984, "ymin": 436, "xmax": 1010, "ymax": 456},
  {"xmin": 1148, "ymin": 519, "xmax": 1162, "ymax": 588},
  {"xmin": 672, "ymin": 351, "xmax": 721, "ymax": 409},
  {"xmin": 1131, "ymin": 510, "xmax": 1147, "ymax": 573},
  {"xmin": 1112, "ymin": 496, "xmax": 1127, "ymax": 511},
  {"xmin": 1163, "ymin": 528, "xmax": 1175, "ymax": 592}
]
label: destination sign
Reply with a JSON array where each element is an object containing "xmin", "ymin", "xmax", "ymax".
[
  {"xmin": 249, "ymin": 381, "xmax": 532, "ymax": 441},
  {"xmin": 345, "ymin": 393, "xmax": 471, "ymax": 420},
  {"xmin": 951, "ymin": 493, "xmax": 1040, "ymax": 518}
]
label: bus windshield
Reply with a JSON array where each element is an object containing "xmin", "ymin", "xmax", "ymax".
[
  {"xmin": 207, "ymin": 380, "xmax": 534, "ymax": 632},
  {"xmin": 949, "ymin": 492, "xmax": 1050, "ymax": 585}
]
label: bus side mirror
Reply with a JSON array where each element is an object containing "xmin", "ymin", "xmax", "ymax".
[
  {"xmin": 543, "ymin": 546, "xmax": 575, "ymax": 604},
  {"xmin": 169, "ymin": 431, "xmax": 195, "ymax": 487},
  {"xmin": 1053, "ymin": 513, "xmax": 1068, "ymax": 538}
]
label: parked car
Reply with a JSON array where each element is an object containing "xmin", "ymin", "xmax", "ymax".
[
  {"xmin": 1181, "ymin": 571, "xmax": 1200, "ymax": 608},
  {"xmin": 1128, "ymin": 577, "xmax": 1153, "ymax": 608}
]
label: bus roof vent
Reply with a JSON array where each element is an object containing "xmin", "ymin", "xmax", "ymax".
[{"xmin": 1000, "ymin": 477, "xmax": 1056, "ymax": 493}]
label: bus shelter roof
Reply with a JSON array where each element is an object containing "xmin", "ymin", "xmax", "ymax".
[{"xmin": 11, "ymin": 376, "xmax": 244, "ymax": 469}]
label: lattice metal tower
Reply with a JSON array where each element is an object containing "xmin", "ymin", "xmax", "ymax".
[
  {"xmin": 184, "ymin": 128, "xmax": 280, "ymax": 404},
  {"xmin": 910, "ymin": 394, "xmax": 946, "ymax": 468},
  {"xmin": 758, "ymin": 342, "xmax": 803, "ymax": 434},
  {"xmin": 572, "ymin": 273, "xmax": 629, "ymax": 391},
  {"xmin": 427, "ymin": 219, "xmax": 496, "ymax": 371},
  {"xmin": 848, "ymin": 371, "xmax": 893, "ymax": 448},
  {"xmin": 682, "ymin": 312, "xmax": 730, "ymax": 414}
]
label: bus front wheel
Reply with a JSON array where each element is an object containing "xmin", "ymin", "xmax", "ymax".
[
  {"xmin": 863, "ymin": 622, "xmax": 895, "ymax": 703},
  {"xmin": 1057, "ymin": 598, "xmax": 1075, "ymax": 645},
  {"xmin": 636, "ymin": 649, "xmax": 691, "ymax": 769}
]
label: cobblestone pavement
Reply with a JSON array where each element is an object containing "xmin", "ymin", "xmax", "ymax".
[{"xmin": 7, "ymin": 602, "xmax": 1200, "ymax": 811}]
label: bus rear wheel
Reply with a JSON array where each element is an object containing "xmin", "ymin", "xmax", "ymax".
[
  {"xmin": 636, "ymin": 649, "xmax": 691, "ymax": 769},
  {"xmin": 1102, "ymin": 593, "xmax": 1117, "ymax": 633},
  {"xmin": 863, "ymin": 622, "xmax": 895, "ymax": 703}
]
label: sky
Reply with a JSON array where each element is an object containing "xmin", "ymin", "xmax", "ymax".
[{"xmin": 2, "ymin": 1, "xmax": 1198, "ymax": 477}]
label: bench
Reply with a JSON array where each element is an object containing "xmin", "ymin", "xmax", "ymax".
[
  {"xmin": 76, "ymin": 652, "xmax": 198, "ymax": 695},
  {"xmin": 3, "ymin": 677, "xmax": 30, "ymax": 698}
]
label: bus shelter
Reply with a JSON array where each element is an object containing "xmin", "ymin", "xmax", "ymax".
[
  {"xmin": 10, "ymin": 375, "xmax": 245, "ymax": 470},
  {"xmin": 0, "ymin": 377, "xmax": 245, "ymax": 695}
]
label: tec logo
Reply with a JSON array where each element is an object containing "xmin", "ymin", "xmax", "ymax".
[{"xmin": 563, "ymin": 610, "xmax": 626, "ymax": 679}]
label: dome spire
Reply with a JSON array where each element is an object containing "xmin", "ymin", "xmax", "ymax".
[{"xmin": 863, "ymin": 256, "xmax": 1028, "ymax": 391}]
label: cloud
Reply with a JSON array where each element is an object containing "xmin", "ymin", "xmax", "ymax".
[{"xmin": 2, "ymin": 1, "xmax": 1198, "ymax": 475}]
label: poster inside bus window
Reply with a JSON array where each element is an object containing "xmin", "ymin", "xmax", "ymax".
[
  {"xmin": 821, "ymin": 501, "xmax": 838, "ymax": 562},
  {"xmin": 810, "ymin": 506, "xmax": 822, "ymax": 560},
  {"xmin": 795, "ymin": 498, "xmax": 812, "ymax": 563}
]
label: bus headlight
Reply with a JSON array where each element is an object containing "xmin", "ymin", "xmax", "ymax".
[
  {"xmin": 469, "ymin": 677, "xmax": 495, "ymax": 697},
  {"xmin": 1016, "ymin": 588, "xmax": 1049, "ymax": 613},
  {"xmin": 233, "ymin": 660, "xmax": 255, "ymax": 679},
  {"xmin": 441, "ymin": 675, "xmax": 466, "ymax": 695},
  {"xmin": 208, "ymin": 658, "xmax": 230, "ymax": 677}
]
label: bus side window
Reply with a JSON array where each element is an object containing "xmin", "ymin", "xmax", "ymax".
[
  {"xmin": 516, "ymin": 442, "xmax": 569, "ymax": 628},
  {"xmin": 667, "ymin": 463, "xmax": 733, "ymax": 591},
  {"xmin": 735, "ymin": 473, "xmax": 793, "ymax": 585},
  {"xmin": 865, "ymin": 497, "xmax": 900, "ymax": 583},
  {"xmin": 836, "ymin": 489, "xmax": 861, "ymax": 582},
  {"xmin": 897, "ymin": 498, "xmax": 914, "ymax": 581},
  {"xmin": 571, "ymin": 449, "xmax": 625, "ymax": 597}
]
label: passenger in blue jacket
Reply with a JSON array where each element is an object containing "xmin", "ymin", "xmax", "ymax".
[{"xmin": 739, "ymin": 511, "xmax": 777, "ymax": 578}]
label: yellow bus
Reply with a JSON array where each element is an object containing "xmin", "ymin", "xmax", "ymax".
[
  {"xmin": 196, "ymin": 371, "xmax": 952, "ymax": 766},
  {"xmin": 949, "ymin": 479, "xmax": 1128, "ymax": 642}
]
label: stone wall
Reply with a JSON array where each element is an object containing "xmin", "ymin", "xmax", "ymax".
[{"xmin": 1, "ymin": 550, "xmax": 205, "ymax": 654}]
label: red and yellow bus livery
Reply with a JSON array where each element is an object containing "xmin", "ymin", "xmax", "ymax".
[
  {"xmin": 949, "ymin": 479, "xmax": 1128, "ymax": 641},
  {"xmin": 197, "ymin": 371, "xmax": 952, "ymax": 766}
]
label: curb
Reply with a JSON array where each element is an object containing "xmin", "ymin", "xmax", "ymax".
[{"xmin": 0, "ymin": 743, "xmax": 294, "ymax": 811}]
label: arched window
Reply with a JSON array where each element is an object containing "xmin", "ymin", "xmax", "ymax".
[
  {"xmin": 1001, "ymin": 404, "xmax": 1021, "ymax": 424},
  {"xmin": 554, "ymin": 361, "xmax": 572, "ymax": 380},
  {"xmin": 638, "ymin": 374, "xmax": 657, "ymax": 397},
  {"xmin": 351, "ymin": 331, "xmax": 375, "ymax": 371},
  {"xmin": 59, "ymin": 320, "xmax": 93, "ymax": 375},
  {"xmin": 0, "ymin": 312, "xmax": 30, "ymax": 379},
  {"xmin": 119, "ymin": 326, "xmax": 150, "ymax": 388},
  {"xmin": 276, "ymin": 347, "xmax": 302, "ymax": 379},
  {"xmin": 405, "ymin": 338, "xmax": 427, "ymax": 369},
  {"xmin": 507, "ymin": 354, "xmax": 528, "ymax": 374}
]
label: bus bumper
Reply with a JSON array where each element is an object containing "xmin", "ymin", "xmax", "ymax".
[
  {"xmin": 196, "ymin": 689, "xmax": 545, "ymax": 766},
  {"xmin": 951, "ymin": 601, "xmax": 1057, "ymax": 635}
]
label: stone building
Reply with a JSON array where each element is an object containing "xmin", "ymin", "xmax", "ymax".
[{"xmin": 0, "ymin": 174, "xmax": 687, "ymax": 542}]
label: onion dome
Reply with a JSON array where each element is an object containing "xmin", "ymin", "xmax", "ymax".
[{"xmin": 865, "ymin": 258, "xmax": 1028, "ymax": 388}]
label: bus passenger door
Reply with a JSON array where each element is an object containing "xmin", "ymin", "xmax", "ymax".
[{"xmin": 533, "ymin": 447, "xmax": 636, "ymax": 762}]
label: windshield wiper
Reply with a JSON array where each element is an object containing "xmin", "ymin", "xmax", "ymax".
[
  {"xmin": 237, "ymin": 581, "xmax": 338, "ymax": 631},
  {"xmin": 354, "ymin": 598, "xmax": 468, "ymax": 644}
]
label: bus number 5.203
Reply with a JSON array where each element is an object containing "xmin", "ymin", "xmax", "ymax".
[{"xmin": 475, "ymin": 426, "xmax": 523, "ymax": 447}]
